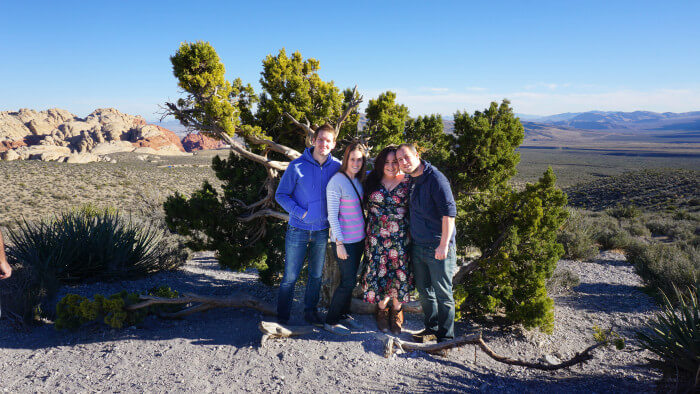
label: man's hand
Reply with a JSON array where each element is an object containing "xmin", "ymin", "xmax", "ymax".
[
  {"xmin": 0, "ymin": 260, "xmax": 11, "ymax": 280},
  {"xmin": 434, "ymin": 244, "xmax": 448, "ymax": 260},
  {"xmin": 336, "ymin": 243, "xmax": 348, "ymax": 260}
]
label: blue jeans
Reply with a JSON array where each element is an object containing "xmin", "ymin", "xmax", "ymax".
[
  {"xmin": 277, "ymin": 226, "xmax": 329, "ymax": 323},
  {"xmin": 325, "ymin": 240, "xmax": 363, "ymax": 325},
  {"xmin": 412, "ymin": 243, "xmax": 456, "ymax": 341}
]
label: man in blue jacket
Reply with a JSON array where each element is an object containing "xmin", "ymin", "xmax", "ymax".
[
  {"xmin": 275, "ymin": 124, "xmax": 341, "ymax": 325},
  {"xmin": 396, "ymin": 143, "xmax": 457, "ymax": 343}
]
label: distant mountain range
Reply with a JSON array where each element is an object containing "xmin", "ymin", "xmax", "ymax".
[
  {"xmin": 153, "ymin": 110, "xmax": 700, "ymax": 148},
  {"xmin": 521, "ymin": 110, "xmax": 700, "ymax": 131}
]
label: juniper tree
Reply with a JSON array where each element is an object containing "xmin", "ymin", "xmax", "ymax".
[
  {"xmin": 404, "ymin": 114, "xmax": 449, "ymax": 168},
  {"xmin": 447, "ymin": 101, "xmax": 568, "ymax": 332}
]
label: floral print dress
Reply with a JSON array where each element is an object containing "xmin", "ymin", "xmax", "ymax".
[{"xmin": 361, "ymin": 178, "xmax": 414, "ymax": 303}]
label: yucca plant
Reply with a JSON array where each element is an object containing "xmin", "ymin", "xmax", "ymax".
[
  {"xmin": 7, "ymin": 208, "xmax": 184, "ymax": 283},
  {"xmin": 637, "ymin": 285, "xmax": 700, "ymax": 390}
]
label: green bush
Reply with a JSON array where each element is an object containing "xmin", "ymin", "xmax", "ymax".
[
  {"xmin": 55, "ymin": 286, "xmax": 182, "ymax": 330},
  {"xmin": 2, "ymin": 208, "xmax": 186, "ymax": 323},
  {"xmin": 606, "ymin": 204, "xmax": 641, "ymax": 219},
  {"xmin": 557, "ymin": 209, "xmax": 598, "ymax": 260},
  {"xmin": 623, "ymin": 219, "xmax": 651, "ymax": 237},
  {"xmin": 637, "ymin": 285, "xmax": 700, "ymax": 391},
  {"xmin": 596, "ymin": 226, "xmax": 632, "ymax": 250},
  {"xmin": 625, "ymin": 241, "xmax": 699, "ymax": 299}
]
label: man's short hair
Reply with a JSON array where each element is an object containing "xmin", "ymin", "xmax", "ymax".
[
  {"xmin": 314, "ymin": 123, "xmax": 336, "ymax": 140},
  {"xmin": 397, "ymin": 143, "xmax": 418, "ymax": 155}
]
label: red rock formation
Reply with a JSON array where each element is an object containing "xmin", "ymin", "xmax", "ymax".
[
  {"xmin": 0, "ymin": 139, "xmax": 28, "ymax": 153},
  {"xmin": 131, "ymin": 125, "xmax": 186, "ymax": 152},
  {"xmin": 181, "ymin": 132, "xmax": 226, "ymax": 152}
]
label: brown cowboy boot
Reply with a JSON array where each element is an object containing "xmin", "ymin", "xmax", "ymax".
[
  {"xmin": 376, "ymin": 305, "xmax": 390, "ymax": 333},
  {"xmin": 390, "ymin": 306, "xmax": 404, "ymax": 335}
]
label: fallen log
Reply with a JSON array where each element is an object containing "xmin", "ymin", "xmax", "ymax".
[
  {"xmin": 258, "ymin": 321, "xmax": 316, "ymax": 345},
  {"xmin": 378, "ymin": 331, "xmax": 602, "ymax": 370},
  {"xmin": 350, "ymin": 298, "xmax": 422, "ymax": 314},
  {"xmin": 126, "ymin": 292, "xmax": 277, "ymax": 317}
]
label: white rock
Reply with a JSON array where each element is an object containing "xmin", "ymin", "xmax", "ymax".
[
  {"xmin": 91, "ymin": 141, "xmax": 135, "ymax": 155},
  {"xmin": 1, "ymin": 149, "xmax": 19, "ymax": 161},
  {"xmin": 65, "ymin": 153, "xmax": 100, "ymax": 164}
]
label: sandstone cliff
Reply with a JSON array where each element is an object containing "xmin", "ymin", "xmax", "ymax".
[
  {"xmin": 181, "ymin": 132, "xmax": 227, "ymax": 152},
  {"xmin": 0, "ymin": 108, "xmax": 188, "ymax": 162}
]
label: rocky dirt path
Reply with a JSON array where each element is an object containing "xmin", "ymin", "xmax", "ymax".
[{"xmin": 0, "ymin": 251, "xmax": 661, "ymax": 393}]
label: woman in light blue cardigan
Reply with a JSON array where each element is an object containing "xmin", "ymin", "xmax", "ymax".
[{"xmin": 324, "ymin": 142, "xmax": 367, "ymax": 335}]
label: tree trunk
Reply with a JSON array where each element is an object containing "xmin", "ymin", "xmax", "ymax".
[{"xmin": 320, "ymin": 244, "xmax": 340, "ymax": 306}]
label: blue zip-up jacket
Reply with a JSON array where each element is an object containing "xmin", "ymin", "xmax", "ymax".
[
  {"xmin": 275, "ymin": 147, "xmax": 341, "ymax": 231},
  {"xmin": 409, "ymin": 160, "xmax": 457, "ymax": 246}
]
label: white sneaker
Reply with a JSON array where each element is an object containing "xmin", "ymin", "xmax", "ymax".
[
  {"xmin": 324, "ymin": 323, "xmax": 351, "ymax": 336},
  {"xmin": 340, "ymin": 316, "xmax": 363, "ymax": 331}
]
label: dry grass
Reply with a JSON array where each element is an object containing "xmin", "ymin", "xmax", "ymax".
[{"xmin": 0, "ymin": 151, "xmax": 227, "ymax": 230}]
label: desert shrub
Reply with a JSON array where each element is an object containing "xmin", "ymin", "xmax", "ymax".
[
  {"xmin": 557, "ymin": 209, "xmax": 598, "ymax": 260},
  {"xmin": 546, "ymin": 267, "xmax": 581, "ymax": 294},
  {"xmin": 596, "ymin": 225, "xmax": 632, "ymax": 250},
  {"xmin": 606, "ymin": 203, "xmax": 641, "ymax": 219},
  {"xmin": 637, "ymin": 285, "xmax": 700, "ymax": 391},
  {"xmin": 625, "ymin": 241, "xmax": 699, "ymax": 299},
  {"xmin": 623, "ymin": 219, "xmax": 651, "ymax": 237},
  {"xmin": 646, "ymin": 217, "xmax": 696, "ymax": 241},
  {"xmin": 55, "ymin": 286, "xmax": 182, "ymax": 330},
  {"xmin": 2, "ymin": 208, "xmax": 186, "ymax": 323}
]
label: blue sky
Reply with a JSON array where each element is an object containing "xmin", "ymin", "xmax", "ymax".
[{"xmin": 1, "ymin": 1, "xmax": 699, "ymax": 119}]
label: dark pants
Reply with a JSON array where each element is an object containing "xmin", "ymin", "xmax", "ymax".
[
  {"xmin": 412, "ymin": 243, "xmax": 456, "ymax": 341},
  {"xmin": 325, "ymin": 240, "xmax": 363, "ymax": 325},
  {"xmin": 277, "ymin": 226, "xmax": 329, "ymax": 323}
]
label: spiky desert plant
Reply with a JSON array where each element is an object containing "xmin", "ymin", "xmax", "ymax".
[
  {"xmin": 7, "ymin": 208, "xmax": 184, "ymax": 283},
  {"xmin": 637, "ymin": 285, "xmax": 700, "ymax": 389}
]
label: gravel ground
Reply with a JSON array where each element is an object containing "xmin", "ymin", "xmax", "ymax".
[{"xmin": 0, "ymin": 251, "xmax": 662, "ymax": 393}]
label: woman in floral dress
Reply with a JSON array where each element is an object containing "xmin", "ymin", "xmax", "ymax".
[{"xmin": 361, "ymin": 145, "xmax": 414, "ymax": 334}]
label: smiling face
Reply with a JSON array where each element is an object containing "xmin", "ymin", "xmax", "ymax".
[
  {"xmin": 345, "ymin": 149, "xmax": 364, "ymax": 178},
  {"xmin": 313, "ymin": 130, "xmax": 336, "ymax": 157},
  {"xmin": 383, "ymin": 152, "xmax": 399, "ymax": 179},
  {"xmin": 396, "ymin": 146, "xmax": 420, "ymax": 174}
]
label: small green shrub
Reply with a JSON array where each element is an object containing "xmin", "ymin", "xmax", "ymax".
[
  {"xmin": 557, "ymin": 209, "xmax": 598, "ymax": 260},
  {"xmin": 55, "ymin": 286, "xmax": 182, "ymax": 330},
  {"xmin": 623, "ymin": 220, "xmax": 651, "ymax": 237},
  {"xmin": 596, "ymin": 226, "xmax": 632, "ymax": 250},
  {"xmin": 546, "ymin": 267, "xmax": 581, "ymax": 294},
  {"xmin": 625, "ymin": 242, "xmax": 699, "ymax": 299},
  {"xmin": 592, "ymin": 325, "xmax": 625, "ymax": 350},
  {"xmin": 606, "ymin": 204, "xmax": 641, "ymax": 219},
  {"xmin": 637, "ymin": 286, "xmax": 700, "ymax": 391}
]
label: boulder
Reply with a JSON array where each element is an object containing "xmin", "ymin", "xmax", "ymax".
[
  {"xmin": 16, "ymin": 145, "xmax": 71, "ymax": 161},
  {"xmin": 132, "ymin": 146, "xmax": 159, "ymax": 155},
  {"xmin": 1, "ymin": 149, "xmax": 20, "ymax": 161},
  {"xmin": 65, "ymin": 153, "xmax": 100, "ymax": 164},
  {"xmin": 91, "ymin": 141, "xmax": 135, "ymax": 155}
]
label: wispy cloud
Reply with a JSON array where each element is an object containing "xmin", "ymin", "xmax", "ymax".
[
  {"xmin": 466, "ymin": 86, "xmax": 486, "ymax": 92},
  {"xmin": 418, "ymin": 87, "xmax": 450, "ymax": 93}
]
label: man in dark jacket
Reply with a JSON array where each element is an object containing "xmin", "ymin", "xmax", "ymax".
[
  {"xmin": 396, "ymin": 143, "xmax": 457, "ymax": 342},
  {"xmin": 275, "ymin": 124, "xmax": 340, "ymax": 325}
]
